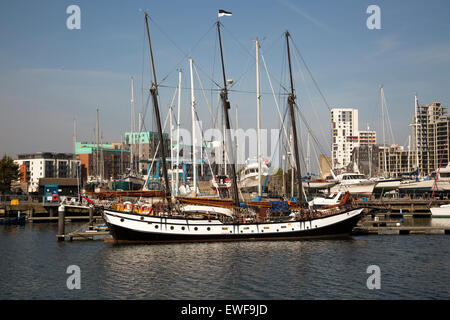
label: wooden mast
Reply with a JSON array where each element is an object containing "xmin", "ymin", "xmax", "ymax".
[
  {"xmin": 216, "ymin": 20, "xmax": 240, "ymax": 209},
  {"xmin": 285, "ymin": 31, "xmax": 304, "ymax": 203},
  {"xmin": 144, "ymin": 13, "xmax": 172, "ymax": 208}
]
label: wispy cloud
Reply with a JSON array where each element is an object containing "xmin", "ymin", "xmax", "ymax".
[
  {"xmin": 406, "ymin": 42, "xmax": 450, "ymax": 65},
  {"xmin": 278, "ymin": 0, "xmax": 331, "ymax": 32},
  {"xmin": 372, "ymin": 35, "xmax": 402, "ymax": 57}
]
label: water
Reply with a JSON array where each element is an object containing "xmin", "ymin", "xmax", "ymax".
[{"xmin": 1, "ymin": 219, "xmax": 449, "ymax": 300}]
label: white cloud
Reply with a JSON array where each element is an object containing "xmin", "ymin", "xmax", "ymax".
[{"xmin": 278, "ymin": 0, "xmax": 331, "ymax": 32}]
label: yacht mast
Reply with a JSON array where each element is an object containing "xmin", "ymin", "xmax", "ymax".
[
  {"xmin": 175, "ymin": 70, "xmax": 182, "ymax": 195},
  {"xmin": 138, "ymin": 112, "xmax": 143, "ymax": 175},
  {"xmin": 414, "ymin": 93, "xmax": 420, "ymax": 174},
  {"xmin": 120, "ymin": 134, "xmax": 123, "ymax": 175},
  {"xmin": 73, "ymin": 119, "xmax": 80, "ymax": 198},
  {"xmin": 144, "ymin": 13, "xmax": 172, "ymax": 208},
  {"xmin": 381, "ymin": 85, "xmax": 388, "ymax": 177},
  {"xmin": 306, "ymin": 132, "xmax": 311, "ymax": 176},
  {"xmin": 169, "ymin": 104, "xmax": 174, "ymax": 195},
  {"xmin": 256, "ymin": 38, "xmax": 262, "ymax": 196},
  {"xmin": 100, "ymin": 131, "xmax": 104, "ymax": 181},
  {"xmin": 130, "ymin": 76, "xmax": 135, "ymax": 175},
  {"xmin": 189, "ymin": 58, "xmax": 197, "ymax": 195},
  {"xmin": 408, "ymin": 135, "xmax": 411, "ymax": 173},
  {"xmin": 285, "ymin": 31, "xmax": 304, "ymax": 202},
  {"xmin": 235, "ymin": 104, "xmax": 239, "ymax": 173},
  {"xmin": 290, "ymin": 131, "xmax": 294, "ymax": 198},
  {"xmin": 96, "ymin": 107, "xmax": 100, "ymax": 180},
  {"xmin": 217, "ymin": 20, "xmax": 240, "ymax": 209}
]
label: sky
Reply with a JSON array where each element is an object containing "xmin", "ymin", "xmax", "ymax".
[{"xmin": 1, "ymin": 0, "xmax": 450, "ymax": 171}]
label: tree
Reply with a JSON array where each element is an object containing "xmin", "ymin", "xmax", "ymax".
[{"xmin": 0, "ymin": 155, "xmax": 21, "ymax": 194}]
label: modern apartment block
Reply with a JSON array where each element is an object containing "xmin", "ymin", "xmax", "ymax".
[
  {"xmin": 76, "ymin": 142, "xmax": 130, "ymax": 183},
  {"xmin": 413, "ymin": 98, "xmax": 450, "ymax": 176},
  {"xmin": 14, "ymin": 152, "xmax": 80, "ymax": 193},
  {"xmin": 331, "ymin": 108, "xmax": 359, "ymax": 169},
  {"xmin": 359, "ymin": 130, "xmax": 377, "ymax": 145},
  {"xmin": 377, "ymin": 144, "xmax": 417, "ymax": 177},
  {"xmin": 125, "ymin": 131, "xmax": 170, "ymax": 175}
]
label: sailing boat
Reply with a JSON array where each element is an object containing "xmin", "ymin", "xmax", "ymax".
[
  {"xmin": 85, "ymin": 108, "xmax": 109, "ymax": 192},
  {"xmin": 101, "ymin": 13, "xmax": 363, "ymax": 243},
  {"xmin": 371, "ymin": 86, "xmax": 402, "ymax": 193},
  {"xmin": 113, "ymin": 77, "xmax": 145, "ymax": 191}
]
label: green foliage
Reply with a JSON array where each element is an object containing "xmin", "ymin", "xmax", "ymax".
[{"xmin": 0, "ymin": 155, "xmax": 21, "ymax": 194}]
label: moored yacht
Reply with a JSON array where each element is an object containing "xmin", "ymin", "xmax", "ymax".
[
  {"xmin": 430, "ymin": 204, "xmax": 450, "ymax": 218},
  {"xmin": 330, "ymin": 173, "xmax": 376, "ymax": 197},
  {"xmin": 399, "ymin": 164, "xmax": 450, "ymax": 193},
  {"xmin": 372, "ymin": 177, "xmax": 402, "ymax": 194},
  {"xmin": 102, "ymin": 14, "xmax": 364, "ymax": 244},
  {"xmin": 238, "ymin": 158, "xmax": 269, "ymax": 193}
]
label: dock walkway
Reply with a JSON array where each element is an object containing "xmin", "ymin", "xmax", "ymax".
[{"xmin": 355, "ymin": 198, "xmax": 450, "ymax": 215}]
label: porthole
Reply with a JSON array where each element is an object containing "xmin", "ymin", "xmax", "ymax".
[
  {"xmin": 155, "ymin": 225, "xmax": 159, "ymax": 229},
  {"xmin": 230, "ymin": 231, "xmax": 232, "ymax": 233},
  {"xmin": 140, "ymin": 217, "xmax": 144, "ymax": 221},
  {"xmin": 170, "ymin": 226, "xmax": 174, "ymax": 230},
  {"xmin": 207, "ymin": 227, "xmax": 211, "ymax": 231},
  {"xmin": 181, "ymin": 226, "xmax": 185, "ymax": 230},
  {"xmin": 120, "ymin": 218, "xmax": 124, "ymax": 222},
  {"xmin": 194, "ymin": 227, "xmax": 198, "ymax": 231},
  {"xmin": 292, "ymin": 228, "xmax": 294, "ymax": 231},
  {"xmin": 240, "ymin": 230, "xmax": 243, "ymax": 233}
]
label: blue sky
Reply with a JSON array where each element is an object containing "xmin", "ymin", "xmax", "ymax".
[{"xmin": 1, "ymin": 0, "xmax": 450, "ymax": 170}]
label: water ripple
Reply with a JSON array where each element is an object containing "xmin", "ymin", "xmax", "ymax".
[{"xmin": 0, "ymin": 224, "xmax": 449, "ymax": 299}]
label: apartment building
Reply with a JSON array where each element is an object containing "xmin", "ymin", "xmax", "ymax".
[
  {"xmin": 14, "ymin": 152, "xmax": 80, "ymax": 193},
  {"xmin": 331, "ymin": 108, "xmax": 359, "ymax": 169},
  {"xmin": 413, "ymin": 99, "xmax": 450, "ymax": 176}
]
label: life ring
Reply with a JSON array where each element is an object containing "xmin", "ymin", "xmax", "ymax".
[
  {"xmin": 122, "ymin": 201, "xmax": 133, "ymax": 212},
  {"xmin": 140, "ymin": 204, "xmax": 152, "ymax": 215}
]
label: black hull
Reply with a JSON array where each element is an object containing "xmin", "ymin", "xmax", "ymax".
[{"xmin": 105, "ymin": 214, "xmax": 362, "ymax": 244}]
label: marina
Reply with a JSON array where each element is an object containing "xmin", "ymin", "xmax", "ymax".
[{"xmin": 1, "ymin": 1, "xmax": 450, "ymax": 303}]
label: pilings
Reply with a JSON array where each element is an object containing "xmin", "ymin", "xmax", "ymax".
[
  {"xmin": 89, "ymin": 205, "xmax": 94, "ymax": 229},
  {"xmin": 57, "ymin": 205, "xmax": 65, "ymax": 241}
]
